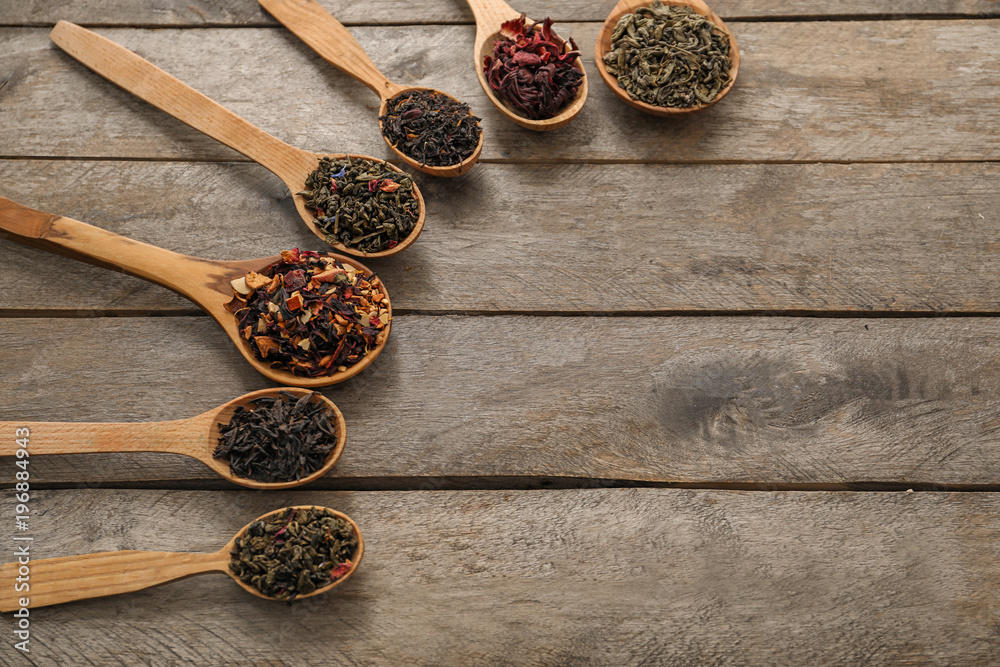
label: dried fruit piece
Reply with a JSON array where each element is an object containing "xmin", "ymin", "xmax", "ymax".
[{"xmin": 228, "ymin": 250, "xmax": 390, "ymax": 378}]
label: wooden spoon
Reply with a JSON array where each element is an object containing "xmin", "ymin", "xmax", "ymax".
[
  {"xmin": 0, "ymin": 506, "xmax": 363, "ymax": 610},
  {"xmin": 0, "ymin": 388, "xmax": 346, "ymax": 490},
  {"xmin": 259, "ymin": 0, "xmax": 483, "ymax": 178},
  {"xmin": 49, "ymin": 20, "xmax": 424, "ymax": 258},
  {"xmin": 466, "ymin": 0, "xmax": 588, "ymax": 131},
  {"xmin": 594, "ymin": 0, "xmax": 740, "ymax": 116},
  {"xmin": 0, "ymin": 196, "xmax": 391, "ymax": 387}
]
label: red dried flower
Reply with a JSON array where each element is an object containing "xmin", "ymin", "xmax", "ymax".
[{"xmin": 484, "ymin": 15, "xmax": 583, "ymax": 120}]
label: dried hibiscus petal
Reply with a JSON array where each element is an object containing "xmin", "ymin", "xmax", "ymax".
[{"xmin": 484, "ymin": 14, "xmax": 582, "ymax": 120}]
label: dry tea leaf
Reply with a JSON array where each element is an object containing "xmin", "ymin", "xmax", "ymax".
[
  {"xmin": 379, "ymin": 89, "xmax": 481, "ymax": 167},
  {"xmin": 214, "ymin": 391, "xmax": 339, "ymax": 483},
  {"xmin": 230, "ymin": 507, "xmax": 357, "ymax": 600},
  {"xmin": 603, "ymin": 1, "xmax": 732, "ymax": 108},
  {"xmin": 484, "ymin": 15, "xmax": 583, "ymax": 120},
  {"xmin": 300, "ymin": 157, "xmax": 419, "ymax": 253}
]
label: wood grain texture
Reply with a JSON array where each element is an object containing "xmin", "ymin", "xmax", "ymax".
[
  {"xmin": 1, "ymin": 0, "xmax": 997, "ymax": 24},
  {"xmin": 0, "ymin": 549, "xmax": 228, "ymax": 612},
  {"xmin": 3, "ymin": 316, "xmax": 1000, "ymax": 486},
  {"xmin": 2, "ymin": 22, "xmax": 999, "ymax": 162},
  {"xmin": 2, "ymin": 488, "xmax": 998, "ymax": 664},
  {"xmin": 1, "ymin": 160, "xmax": 997, "ymax": 314}
]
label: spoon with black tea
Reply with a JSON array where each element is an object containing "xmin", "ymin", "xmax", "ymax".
[
  {"xmin": 0, "ymin": 389, "xmax": 346, "ymax": 490},
  {"xmin": 259, "ymin": 0, "xmax": 483, "ymax": 177},
  {"xmin": 0, "ymin": 196, "xmax": 391, "ymax": 387},
  {"xmin": 0, "ymin": 506, "xmax": 363, "ymax": 610},
  {"xmin": 49, "ymin": 20, "xmax": 425, "ymax": 258},
  {"xmin": 594, "ymin": 0, "xmax": 739, "ymax": 115}
]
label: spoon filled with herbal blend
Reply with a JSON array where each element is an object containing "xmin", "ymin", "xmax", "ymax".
[
  {"xmin": 466, "ymin": 0, "xmax": 588, "ymax": 131},
  {"xmin": 0, "ymin": 506, "xmax": 363, "ymax": 610},
  {"xmin": 49, "ymin": 20, "xmax": 425, "ymax": 257},
  {"xmin": 595, "ymin": 0, "xmax": 740, "ymax": 115},
  {"xmin": 259, "ymin": 0, "xmax": 483, "ymax": 177},
  {"xmin": 0, "ymin": 196, "xmax": 391, "ymax": 387},
  {"xmin": 0, "ymin": 389, "xmax": 346, "ymax": 490}
]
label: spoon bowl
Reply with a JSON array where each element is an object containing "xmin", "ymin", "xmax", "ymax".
[
  {"xmin": 594, "ymin": 0, "xmax": 740, "ymax": 116},
  {"xmin": 0, "ymin": 196, "xmax": 391, "ymax": 387},
  {"xmin": 467, "ymin": 0, "xmax": 588, "ymax": 131},
  {"xmin": 49, "ymin": 20, "xmax": 424, "ymax": 257},
  {"xmin": 225, "ymin": 506, "xmax": 364, "ymax": 601},
  {"xmin": 376, "ymin": 86, "xmax": 485, "ymax": 177},
  {"xmin": 0, "ymin": 506, "xmax": 363, "ymax": 610},
  {"xmin": 260, "ymin": 0, "xmax": 483, "ymax": 177},
  {"xmin": 0, "ymin": 388, "xmax": 346, "ymax": 489}
]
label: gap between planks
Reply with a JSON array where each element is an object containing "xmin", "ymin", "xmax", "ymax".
[
  {"xmin": 4, "ymin": 309, "xmax": 1000, "ymax": 319},
  {"xmin": 7, "ymin": 477, "xmax": 1000, "ymax": 493},
  {"xmin": 1, "ymin": 155, "xmax": 999, "ymax": 166},
  {"xmin": 1, "ymin": 15, "xmax": 999, "ymax": 29}
]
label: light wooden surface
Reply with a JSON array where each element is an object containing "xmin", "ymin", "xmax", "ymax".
[
  {"xmin": 1, "ymin": 1, "xmax": 998, "ymax": 664},
  {"xmin": 0, "ymin": 549, "xmax": 230, "ymax": 612},
  {"xmin": 3, "ymin": 23, "xmax": 999, "ymax": 162},
  {"xmin": 0, "ymin": 161, "xmax": 996, "ymax": 314},
  {"xmin": 4, "ymin": 316, "xmax": 1000, "ymax": 487},
  {"xmin": 2, "ymin": 0, "xmax": 996, "ymax": 24},
  {"xmin": 2, "ymin": 488, "xmax": 998, "ymax": 664}
]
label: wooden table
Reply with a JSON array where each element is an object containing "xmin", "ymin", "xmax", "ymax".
[{"xmin": 2, "ymin": 1, "xmax": 999, "ymax": 663}]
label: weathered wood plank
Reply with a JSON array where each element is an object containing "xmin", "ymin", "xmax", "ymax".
[
  {"xmin": 1, "ymin": 160, "xmax": 998, "ymax": 314},
  {"xmin": 2, "ymin": 22, "xmax": 998, "ymax": 163},
  {"xmin": 1, "ymin": 0, "xmax": 997, "ymax": 25},
  {"xmin": 2, "ymin": 488, "xmax": 998, "ymax": 664},
  {"xmin": 3, "ymin": 316, "xmax": 1000, "ymax": 486}
]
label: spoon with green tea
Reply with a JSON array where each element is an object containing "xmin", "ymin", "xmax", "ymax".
[
  {"xmin": 259, "ymin": 0, "xmax": 483, "ymax": 177},
  {"xmin": 0, "ymin": 506, "xmax": 363, "ymax": 610},
  {"xmin": 0, "ymin": 389, "xmax": 346, "ymax": 490},
  {"xmin": 49, "ymin": 20, "xmax": 425, "ymax": 258},
  {"xmin": 0, "ymin": 196, "xmax": 391, "ymax": 387},
  {"xmin": 594, "ymin": 0, "xmax": 740, "ymax": 115}
]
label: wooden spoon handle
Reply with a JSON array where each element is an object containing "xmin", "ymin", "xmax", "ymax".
[
  {"xmin": 0, "ymin": 419, "xmax": 207, "ymax": 457},
  {"xmin": 259, "ymin": 0, "xmax": 402, "ymax": 99},
  {"xmin": 49, "ymin": 20, "xmax": 313, "ymax": 182},
  {"xmin": 0, "ymin": 196, "xmax": 222, "ymax": 305},
  {"xmin": 0, "ymin": 550, "xmax": 228, "ymax": 610},
  {"xmin": 465, "ymin": 0, "xmax": 523, "ymax": 36}
]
